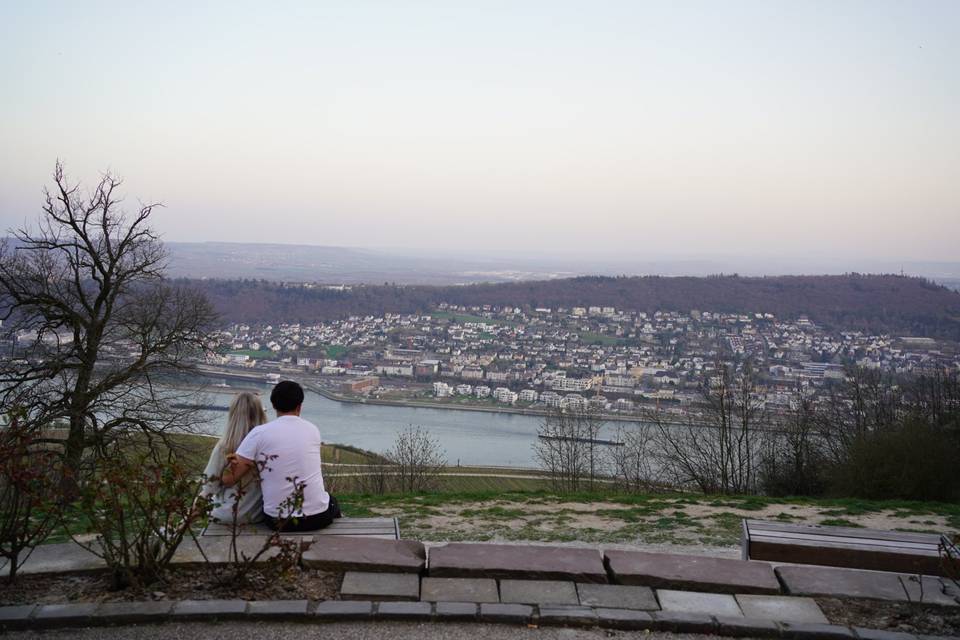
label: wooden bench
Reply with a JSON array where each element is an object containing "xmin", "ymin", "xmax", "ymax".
[
  {"xmin": 742, "ymin": 519, "xmax": 946, "ymax": 576},
  {"xmin": 202, "ymin": 517, "xmax": 400, "ymax": 540}
]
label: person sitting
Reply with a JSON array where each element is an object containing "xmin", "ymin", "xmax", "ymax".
[
  {"xmin": 222, "ymin": 380, "xmax": 341, "ymax": 531},
  {"xmin": 200, "ymin": 391, "xmax": 267, "ymax": 525}
]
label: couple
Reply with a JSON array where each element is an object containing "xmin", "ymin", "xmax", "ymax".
[{"xmin": 201, "ymin": 380, "xmax": 341, "ymax": 531}]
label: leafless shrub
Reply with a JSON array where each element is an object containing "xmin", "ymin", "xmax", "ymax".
[{"xmin": 383, "ymin": 425, "xmax": 446, "ymax": 493}]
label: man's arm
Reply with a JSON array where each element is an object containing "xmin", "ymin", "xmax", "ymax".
[{"xmin": 221, "ymin": 454, "xmax": 254, "ymax": 488}]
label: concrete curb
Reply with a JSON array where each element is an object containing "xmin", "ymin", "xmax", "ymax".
[{"xmin": 0, "ymin": 599, "xmax": 931, "ymax": 638}]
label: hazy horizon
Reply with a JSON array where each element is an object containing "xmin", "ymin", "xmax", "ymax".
[{"xmin": 2, "ymin": 1, "xmax": 959, "ymax": 262}]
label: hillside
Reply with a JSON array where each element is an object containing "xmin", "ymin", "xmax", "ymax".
[{"xmin": 186, "ymin": 274, "xmax": 960, "ymax": 340}]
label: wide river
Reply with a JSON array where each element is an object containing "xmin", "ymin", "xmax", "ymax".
[{"xmin": 191, "ymin": 380, "xmax": 628, "ymax": 467}]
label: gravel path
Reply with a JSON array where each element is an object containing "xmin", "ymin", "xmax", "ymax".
[{"xmin": 5, "ymin": 621, "xmax": 737, "ymax": 640}]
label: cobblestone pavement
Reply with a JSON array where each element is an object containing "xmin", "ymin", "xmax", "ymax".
[{"xmin": 5, "ymin": 621, "xmax": 738, "ymax": 640}]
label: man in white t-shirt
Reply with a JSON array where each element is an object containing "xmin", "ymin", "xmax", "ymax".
[{"xmin": 222, "ymin": 380, "xmax": 341, "ymax": 531}]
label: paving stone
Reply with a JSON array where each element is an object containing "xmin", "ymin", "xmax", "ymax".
[
  {"xmin": 577, "ymin": 583, "xmax": 658, "ymax": 610},
  {"xmin": 780, "ymin": 622, "xmax": 856, "ymax": 639},
  {"xmin": 313, "ymin": 600, "xmax": 373, "ymax": 619},
  {"xmin": 172, "ymin": 599, "xmax": 248, "ymax": 619},
  {"xmin": 715, "ymin": 615, "xmax": 781, "ymax": 638},
  {"xmin": 778, "ymin": 566, "xmax": 916, "ymax": 602},
  {"xmin": 246, "ymin": 600, "xmax": 309, "ymax": 618},
  {"xmin": 434, "ymin": 601, "xmax": 478, "ymax": 621},
  {"xmin": 376, "ymin": 601, "xmax": 433, "ymax": 621},
  {"xmin": 594, "ymin": 607, "xmax": 655, "ymax": 630},
  {"xmin": 34, "ymin": 603, "xmax": 100, "ymax": 627},
  {"xmin": 651, "ymin": 611, "xmax": 717, "ymax": 634},
  {"xmin": 606, "ymin": 550, "xmax": 780, "ymax": 594},
  {"xmin": 500, "ymin": 579, "xmax": 579, "ymax": 605},
  {"xmin": 479, "ymin": 603, "xmax": 534, "ymax": 624},
  {"xmin": 657, "ymin": 589, "xmax": 743, "ymax": 617},
  {"xmin": 0, "ymin": 605, "xmax": 37, "ymax": 630},
  {"xmin": 341, "ymin": 571, "xmax": 420, "ymax": 601},
  {"xmin": 95, "ymin": 601, "xmax": 173, "ymax": 624},
  {"xmin": 736, "ymin": 594, "xmax": 828, "ymax": 623},
  {"xmin": 853, "ymin": 628, "xmax": 920, "ymax": 640},
  {"xmin": 899, "ymin": 575, "xmax": 958, "ymax": 607},
  {"xmin": 537, "ymin": 605, "xmax": 598, "ymax": 627},
  {"xmin": 421, "ymin": 577, "xmax": 499, "ymax": 603},
  {"xmin": 302, "ymin": 537, "xmax": 425, "ymax": 573},
  {"xmin": 429, "ymin": 543, "xmax": 606, "ymax": 583},
  {"xmin": 14, "ymin": 543, "xmax": 105, "ymax": 575}
]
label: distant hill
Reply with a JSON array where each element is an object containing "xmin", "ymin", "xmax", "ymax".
[{"xmin": 186, "ymin": 274, "xmax": 960, "ymax": 340}]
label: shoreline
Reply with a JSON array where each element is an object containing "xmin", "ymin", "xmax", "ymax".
[
  {"xmin": 190, "ymin": 365, "xmax": 791, "ymax": 431},
  {"xmin": 192, "ymin": 365, "xmax": 664, "ymax": 424}
]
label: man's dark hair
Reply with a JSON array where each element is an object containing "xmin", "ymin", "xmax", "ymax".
[{"xmin": 270, "ymin": 380, "xmax": 304, "ymax": 413}]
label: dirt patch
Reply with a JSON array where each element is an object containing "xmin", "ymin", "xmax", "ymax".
[
  {"xmin": 818, "ymin": 597, "xmax": 960, "ymax": 636},
  {"xmin": 0, "ymin": 567, "xmax": 342, "ymax": 605}
]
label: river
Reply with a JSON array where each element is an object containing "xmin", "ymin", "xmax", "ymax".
[{"xmin": 191, "ymin": 380, "xmax": 629, "ymax": 467}]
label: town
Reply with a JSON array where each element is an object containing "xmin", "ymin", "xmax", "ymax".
[{"xmin": 207, "ymin": 303, "xmax": 960, "ymax": 419}]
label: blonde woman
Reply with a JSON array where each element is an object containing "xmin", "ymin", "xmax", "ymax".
[{"xmin": 201, "ymin": 392, "xmax": 268, "ymax": 524}]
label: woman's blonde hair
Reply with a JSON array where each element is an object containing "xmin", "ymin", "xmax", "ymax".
[{"xmin": 219, "ymin": 392, "xmax": 268, "ymax": 456}]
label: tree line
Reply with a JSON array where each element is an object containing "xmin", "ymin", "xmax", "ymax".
[
  {"xmin": 190, "ymin": 273, "xmax": 960, "ymax": 340},
  {"xmin": 536, "ymin": 366, "xmax": 960, "ymax": 502}
]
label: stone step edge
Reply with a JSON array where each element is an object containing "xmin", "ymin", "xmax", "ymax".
[{"xmin": 0, "ymin": 600, "xmax": 919, "ymax": 639}]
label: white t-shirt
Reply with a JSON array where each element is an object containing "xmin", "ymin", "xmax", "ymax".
[{"xmin": 235, "ymin": 414, "xmax": 330, "ymax": 518}]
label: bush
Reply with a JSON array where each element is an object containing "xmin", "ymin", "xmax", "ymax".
[
  {"xmin": 67, "ymin": 436, "xmax": 209, "ymax": 589},
  {"xmin": 384, "ymin": 426, "xmax": 446, "ymax": 493},
  {"xmin": 827, "ymin": 419, "xmax": 960, "ymax": 501},
  {"xmin": 0, "ymin": 416, "xmax": 62, "ymax": 582}
]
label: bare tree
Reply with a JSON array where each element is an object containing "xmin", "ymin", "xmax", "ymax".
[
  {"xmin": 647, "ymin": 361, "xmax": 766, "ymax": 494},
  {"xmin": 607, "ymin": 422, "xmax": 660, "ymax": 493},
  {"xmin": 759, "ymin": 383, "xmax": 825, "ymax": 495},
  {"xmin": 385, "ymin": 425, "xmax": 446, "ymax": 493},
  {"xmin": 533, "ymin": 406, "xmax": 605, "ymax": 493},
  {"xmin": 0, "ymin": 162, "xmax": 217, "ymax": 486}
]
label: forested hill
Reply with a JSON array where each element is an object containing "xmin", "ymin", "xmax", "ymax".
[{"xmin": 187, "ymin": 274, "xmax": 960, "ymax": 340}]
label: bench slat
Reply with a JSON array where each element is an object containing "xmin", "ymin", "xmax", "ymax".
[
  {"xmin": 745, "ymin": 519, "xmax": 939, "ymax": 544},
  {"xmin": 201, "ymin": 517, "xmax": 400, "ymax": 539},
  {"xmin": 748, "ymin": 529, "xmax": 939, "ymax": 551},
  {"xmin": 750, "ymin": 539, "xmax": 944, "ymax": 575},
  {"xmin": 750, "ymin": 534, "xmax": 939, "ymax": 556},
  {"xmin": 744, "ymin": 518, "xmax": 947, "ymax": 576}
]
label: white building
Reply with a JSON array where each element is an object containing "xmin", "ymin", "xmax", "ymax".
[
  {"xmin": 493, "ymin": 387, "xmax": 518, "ymax": 404},
  {"xmin": 433, "ymin": 382, "xmax": 452, "ymax": 398},
  {"xmin": 455, "ymin": 384, "xmax": 473, "ymax": 396},
  {"xmin": 518, "ymin": 389, "xmax": 538, "ymax": 402},
  {"xmin": 552, "ymin": 377, "xmax": 593, "ymax": 392},
  {"xmin": 540, "ymin": 391, "xmax": 562, "ymax": 407},
  {"xmin": 474, "ymin": 385, "xmax": 491, "ymax": 399}
]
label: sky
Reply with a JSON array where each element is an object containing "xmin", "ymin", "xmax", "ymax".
[{"xmin": 1, "ymin": 1, "xmax": 958, "ymax": 263}]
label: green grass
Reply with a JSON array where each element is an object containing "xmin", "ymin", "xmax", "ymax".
[
  {"xmin": 818, "ymin": 518, "xmax": 864, "ymax": 528},
  {"xmin": 322, "ymin": 344, "xmax": 349, "ymax": 359},
  {"xmin": 577, "ymin": 331, "xmax": 624, "ymax": 345}
]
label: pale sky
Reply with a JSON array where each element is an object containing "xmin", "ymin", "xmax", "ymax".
[{"xmin": 1, "ymin": 1, "xmax": 958, "ymax": 261}]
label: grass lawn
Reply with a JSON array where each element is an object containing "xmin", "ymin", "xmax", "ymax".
[
  {"xmin": 322, "ymin": 344, "xmax": 349, "ymax": 359},
  {"xmin": 578, "ymin": 331, "xmax": 624, "ymax": 345},
  {"xmin": 335, "ymin": 489, "xmax": 960, "ymax": 547},
  {"xmin": 40, "ymin": 433, "xmax": 960, "ymax": 552}
]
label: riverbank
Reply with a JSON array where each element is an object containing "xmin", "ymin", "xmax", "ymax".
[{"xmin": 307, "ymin": 384, "xmax": 681, "ymax": 426}]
